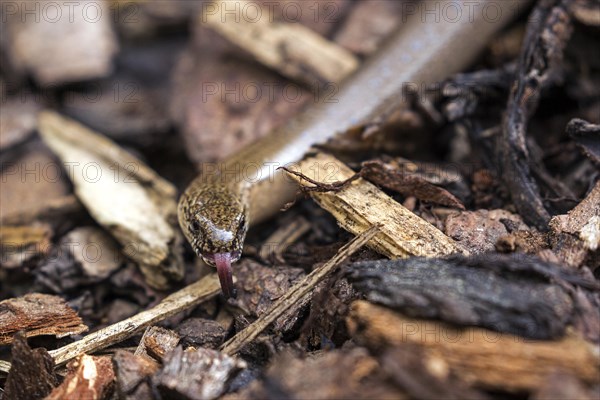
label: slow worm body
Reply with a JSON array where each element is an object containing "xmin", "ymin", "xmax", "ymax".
[{"xmin": 178, "ymin": 0, "xmax": 526, "ymax": 297}]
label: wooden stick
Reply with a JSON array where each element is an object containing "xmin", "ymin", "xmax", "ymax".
[
  {"xmin": 0, "ymin": 274, "xmax": 221, "ymax": 373},
  {"xmin": 202, "ymin": 0, "xmax": 359, "ymax": 86},
  {"xmin": 284, "ymin": 153, "xmax": 465, "ymax": 258},
  {"xmin": 49, "ymin": 274, "xmax": 220, "ymax": 366},
  {"xmin": 220, "ymin": 224, "xmax": 380, "ymax": 355},
  {"xmin": 348, "ymin": 301, "xmax": 600, "ymax": 392},
  {"xmin": 37, "ymin": 111, "xmax": 184, "ymax": 290},
  {"xmin": 259, "ymin": 216, "xmax": 311, "ymax": 263}
]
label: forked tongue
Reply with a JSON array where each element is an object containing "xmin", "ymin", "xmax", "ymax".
[{"xmin": 214, "ymin": 252, "xmax": 236, "ymax": 298}]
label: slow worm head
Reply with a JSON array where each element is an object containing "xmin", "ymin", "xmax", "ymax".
[
  {"xmin": 178, "ymin": 0, "xmax": 529, "ymax": 297},
  {"xmin": 178, "ymin": 180, "xmax": 248, "ymax": 298}
]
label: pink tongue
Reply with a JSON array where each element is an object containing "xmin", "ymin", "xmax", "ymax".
[{"xmin": 214, "ymin": 253, "xmax": 236, "ymax": 298}]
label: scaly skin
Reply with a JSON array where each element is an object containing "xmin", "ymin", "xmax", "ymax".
[
  {"xmin": 178, "ymin": 0, "xmax": 528, "ymax": 297},
  {"xmin": 178, "ymin": 178, "xmax": 248, "ymax": 297}
]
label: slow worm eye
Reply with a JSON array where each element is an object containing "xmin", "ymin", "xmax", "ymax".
[{"xmin": 190, "ymin": 220, "xmax": 201, "ymax": 233}]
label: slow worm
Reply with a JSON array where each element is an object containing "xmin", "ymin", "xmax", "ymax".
[{"xmin": 178, "ymin": 0, "xmax": 526, "ymax": 297}]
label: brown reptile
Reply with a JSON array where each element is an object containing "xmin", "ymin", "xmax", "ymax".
[{"xmin": 178, "ymin": 0, "xmax": 527, "ymax": 297}]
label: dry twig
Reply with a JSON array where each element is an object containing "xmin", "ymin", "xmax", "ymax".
[
  {"xmin": 203, "ymin": 0, "xmax": 359, "ymax": 86},
  {"xmin": 0, "ymin": 274, "xmax": 221, "ymax": 373},
  {"xmin": 502, "ymin": 0, "xmax": 574, "ymax": 228},
  {"xmin": 258, "ymin": 216, "xmax": 312, "ymax": 263},
  {"xmin": 38, "ymin": 111, "xmax": 184, "ymax": 289},
  {"xmin": 220, "ymin": 224, "xmax": 381, "ymax": 355},
  {"xmin": 283, "ymin": 153, "xmax": 465, "ymax": 258},
  {"xmin": 348, "ymin": 301, "xmax": 600, "ymax": 392}
]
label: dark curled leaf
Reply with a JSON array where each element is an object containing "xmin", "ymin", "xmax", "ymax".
[
  {"xmin": 360, "ymin": 160, "xmax": 465, "ymax": 209},
  {"xmin": 502, "ymin": 0, "xmax": 574, "ymax": 229},
  {"xmin": 345, "ymin": 253, "xmax": 599, "ymax": 340},
  {"xmin": 567, "ymin": 118, "xmax": 600, "ymax": 165}
]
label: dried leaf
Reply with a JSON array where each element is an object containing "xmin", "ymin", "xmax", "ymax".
[{"xmin": 360, "ymin": 160, "xmax": 465, "ymax": 209}]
